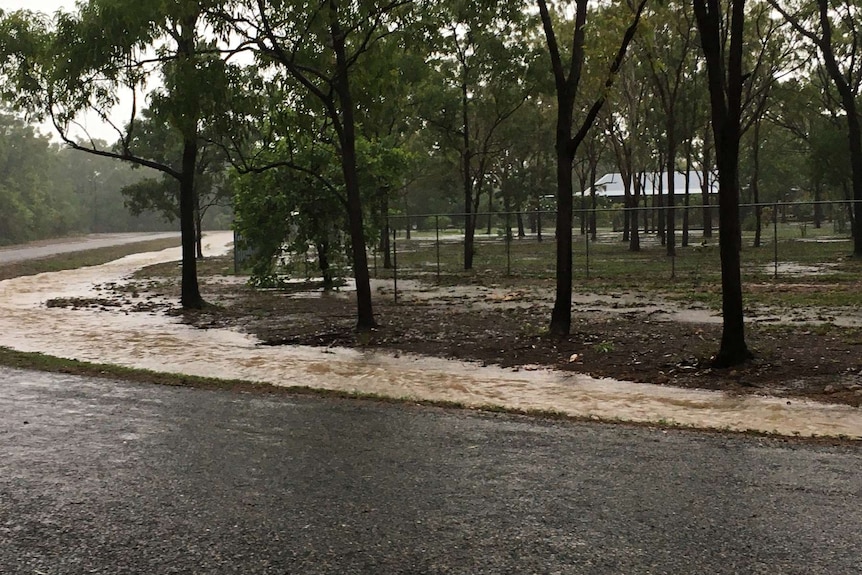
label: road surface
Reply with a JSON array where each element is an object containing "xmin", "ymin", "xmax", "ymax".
[
  {"xmin": 1, "ymin": 367, "xmax": 860, "ymax": 574},
  {"xmin": 0, "ymin": 232, "xmax": 180, "ymax": 265}
]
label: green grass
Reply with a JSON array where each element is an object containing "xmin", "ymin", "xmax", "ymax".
[{"xmin": 371, "ymin": 226, "xmax": 861, "ymax": 309}]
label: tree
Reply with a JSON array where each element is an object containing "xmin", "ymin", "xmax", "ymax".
[
  {"xmin": 0, "ymin": 2, "xmax": 230, "ymax": 309},
  {"xmin": 692, "ymin": 0, "xmax": 753, "ymax": 366},
  {"xmin": 421, "ymin": 0, "xmax": 535, "ymax": 270},
  {"xmin": 641, "ymin": 0, "xmax": 698, "ymax": 257},
  {"xmin": 119, "ymin": 106, "xmax": 233, "ymax": 258},
  {"xmin": 537, "ymin": 0, "xmax": 648, "ymax": 336},
  {"xmin": 224, "ymin": 0, "xmax": 414, "ymax": 330},
  {"xmin": 768, "ymin": 0, "xmax": 862, "ymax": 254}
]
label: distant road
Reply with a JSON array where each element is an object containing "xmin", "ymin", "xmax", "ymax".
[
  {"xmin": 0, "ymin": 232, "xmax": 180, "ymax": 265},
  {"xmin": 2, "ymin": 367, "xmax": 861, "ymax": 574}
]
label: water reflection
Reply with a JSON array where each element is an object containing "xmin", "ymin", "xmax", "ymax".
[{"xmin": 0, "ymin": 231, "xmax": 860, "ymax": 439}]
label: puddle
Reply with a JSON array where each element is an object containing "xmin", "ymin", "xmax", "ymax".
[
  {"xmin": 762, "ymin": 262, "xmax": 838, "ymax": 276},
  {"xmin": 1, "ymin": 231, "xmax": 861, "ymax": 439}
]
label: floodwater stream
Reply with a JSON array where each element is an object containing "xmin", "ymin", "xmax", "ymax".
[{"xmin": 1, "ymin": 231, "xmax": 861, "ymax": 439}]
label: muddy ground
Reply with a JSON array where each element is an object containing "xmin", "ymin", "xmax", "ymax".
[
  {"xmin": 44, "ymin": 253, "xmax": 862, "ymax": 408},
  {"xmin": 67, "ymin": 256, "xmax": 858, "ymax": 410}
]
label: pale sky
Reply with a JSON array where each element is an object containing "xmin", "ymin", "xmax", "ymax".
[
  {"xmin": 0, "ymin": 0, "xmax": 75, "ymax": 14},
  {"xmin": 1, "ymin": 0, "xmax": 136, "ymax": 143}
]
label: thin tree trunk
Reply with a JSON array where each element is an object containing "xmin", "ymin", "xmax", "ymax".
[
  {"xmin": 630, "ymin": 173, "xmax": 641, "ymax": 252},
  {"xmin": 666, "ymin": 130, "xmax": 677, "ymax": 256},
  {"xmin": 752, "ymin": 118, "xmax": 763, "ymax": 248},
  {"xmin": 330, "ymin": 2, "xmax": 375, "ymax": 330},
  {"xmin": 702, "ymin": 128, "xmax": 713, "ymax": 238}
]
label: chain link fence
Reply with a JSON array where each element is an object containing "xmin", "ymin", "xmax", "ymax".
[{"xmin": 374, "ymin": 200, "xmax": 858, "ymax": 293}]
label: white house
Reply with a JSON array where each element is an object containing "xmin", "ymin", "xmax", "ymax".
[{"xmin": 589, "ymin": 171, "xmax": 719, "ymax": 199}]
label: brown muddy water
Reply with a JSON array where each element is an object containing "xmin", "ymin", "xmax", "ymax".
[{"xmin": 1, "ymin": 231, "xmax": 860, "ymax": 439}]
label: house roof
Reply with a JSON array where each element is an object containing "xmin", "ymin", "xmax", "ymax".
[{"xmin": 589, "ymin": 171, "xmax": 719, "ymax": 197}]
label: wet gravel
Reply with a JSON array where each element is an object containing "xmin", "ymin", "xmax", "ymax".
[{"xmin": 2, "ymin": 367, "xmax": 861, "ymax": 574}]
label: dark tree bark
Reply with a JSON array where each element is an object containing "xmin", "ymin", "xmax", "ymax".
[
  {"xmin": 175, "ymin": 15, "xmax": 204, "ymax": 309},
  {"xmin": 462, "ymin": 74, "xmax": 476, "ymax": 270},
  {"xmin": 329, "ymin": 1, "xmax": 376, "ymax": 330},
  {"xmin": 702, "ymin": 127, "xmax": 714, "ymax": 238},
  {"xmin": 537, "ymin": 0, "xmax": 646, "ymax": 335},
  {"xmin": 693, "ymin": 0, "xmax": 753, "ymax": 367},
  {"xmin": 179, "ymin": 136, "xmax": 204, "ymax": 308},
  {"xmin": 381, "ymin": 196, "xmax": 391, "ymax": 269},
  {"xmin": 194, "ymin": 190, "xmax": 204, "ymax": 260},
  {"xmin": 665, "ymin": 131, "xmax": 677, "ymax": 256},
  {"xmin": 630, "ymin": 173, "xmax": 641, "ymax": 252},
  {"xmin": 682, "ymin": 145, "xmax": 692, "ymax": 247},
  {"xmin": 752, "ymin": 117, "xmax": 763, "ymax": 248}
]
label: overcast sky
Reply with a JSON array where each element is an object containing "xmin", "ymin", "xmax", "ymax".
[
  {"xmin": 0, "ymin": 0, "xmax": 75, "ymax": 14},
  {"xmin": 1, "ymin": 0, "xmax": 132, "ymax": 142}
]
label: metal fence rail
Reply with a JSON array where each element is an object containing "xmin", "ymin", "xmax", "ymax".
[{"xmin": 376, "ymin": 201, "xmax": 858, "ymax": 292}]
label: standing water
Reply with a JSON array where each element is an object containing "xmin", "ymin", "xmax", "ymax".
[{"xmin": 1, "ymin": 231, "xmax": 860, "ymax": 439}]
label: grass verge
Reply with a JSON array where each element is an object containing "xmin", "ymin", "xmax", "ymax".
[{"xmin": 0, "ymin": 237, "xmax": 182, "ymax": 281}]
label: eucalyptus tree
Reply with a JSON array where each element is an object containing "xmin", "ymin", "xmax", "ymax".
[
  {"xmin": 769, "ymin": 78, "xmax": 853, "ymax": 226},
  {"xmin": 0, "ymin": 2, "xmax": 231, "ymax": 309},
  {"xmin": 537, "ymin": 0, "xmax": 648, "ymax": 336},
  {"xmin": 421, "ymin": 0, "xmax": 537, "ymax": 270},
  {"xmin": 119, "ymin": 105, "xmax": 233, "ymax": 258},
  {"xmin": 768, "ymin": 0, "xmax": 862, "ymax": 253},
  {"xmin": 231, "ymin": 130, "xmax": 346, "ymax": 287},
  {"xmin": 219, "ymin": 0, "xmax": 414, "ymax": 330},
  {"xmin": 692, "ymin": 0, "xmax": 753, "ymax": 366},
  {"xmin": 351, "ymin": 33, "xmax": 425, "ymax": 268},
  {"xmin": 0, "ymin": 110, "xmax": 73, "ymax": 243},
  {"xmin": 736, "ymin": 1, "xmax": 801, "ymax": 247},
  {"xmin": 640, "ymin": 0, "xmax": 698, "ymax": 257},
  {"xmin": 604, "ymin": 46, "xmax": 651, "ymax": 252}
]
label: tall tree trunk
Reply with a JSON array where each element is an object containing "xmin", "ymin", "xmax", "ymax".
[
  {"xmin": 630, "ymin": 173, "xmax": 641, "ymax": 252},
  {"xmin": 317, "ymin": 240, "xmax": 333, "ymax": 289},
  {"xmin": 380, "ymin": 195, "xmax": 391, "ymax": 269},
  {"xmin": 330, "ymin": 2, "xmax": 375, "ymax": 330},
  {"xmin": 657, "ymin": 169, "xmax": 666, "ymax": 245},
  {"xmin": 462, "ymin": 70, "xmax": 475, "ymax": 270},
  {"xmin": 813, "ymin": 179, "xmax": 822, "ymax": 228},
  {"xmin": 589, "ymin": 161, "xmax": 598, "ymax": 241},
  {"xmin": 179, "ymin": 137, "xmax": 204, "ymax": 309},
  {"xmin": 693, "ymin": 0, "xmax": 752, "ymax": 366},
  {"xmin": 752, "ymin": 117, "xmax": 763, "ymax": 248},
  {"xmin": 623, "ymin": 187, "xmax": 631, "ymax": 242},
  {"xmin": 550, "ymin": 131, "xmax": 575, "ymax": 335},
  {"xmin": 194, "ymin": 191, "xmax": 203, "ymax": 259},
  {"xmin": 682, "ymin": 149, "xmax": 691, "ymax": 247},
  {"xmin": 666, "ymin": 129, "xmax": 677, "ymax": 256},
  {"xmin": 517, "ymin": 211, "xmax": 525, "ymax": 238},
  {"xmin": 176, "ymin": 18, "xmax": 203, "ymax": 310},
  {"xmin": 487, "ymin": 187, "xmax": 493, "ymax": 235},
  {"xmin": 702, "ymin": 126, "xmax": 713, "ymax": 238}
]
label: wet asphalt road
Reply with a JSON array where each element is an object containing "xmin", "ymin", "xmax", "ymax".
[
  {"xmin": 0, "ymin": 233, "xmax": 179, "ymax": 265},
  {"xmin": 1, "ymin": 368, "xmax": 861, "ymax": 574}
]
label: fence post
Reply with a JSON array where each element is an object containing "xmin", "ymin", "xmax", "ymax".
[
  {"xmin": 392, "ymin": 224, "xmax": 398, "ymax": 303},
  {"xmin": 435, "ymin": 214, "xmax": 441, "ymax": 283},
  {"xmin": 773, "ymin": 202, "xmax": 779, "ymax": 279},
  {"xmin": 506, "ymin": 211, "xmax": 512, "ymax": 276},
  {"xmin": 585, "ymin": 223, "xmax": 590, "ymax": 279}
]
